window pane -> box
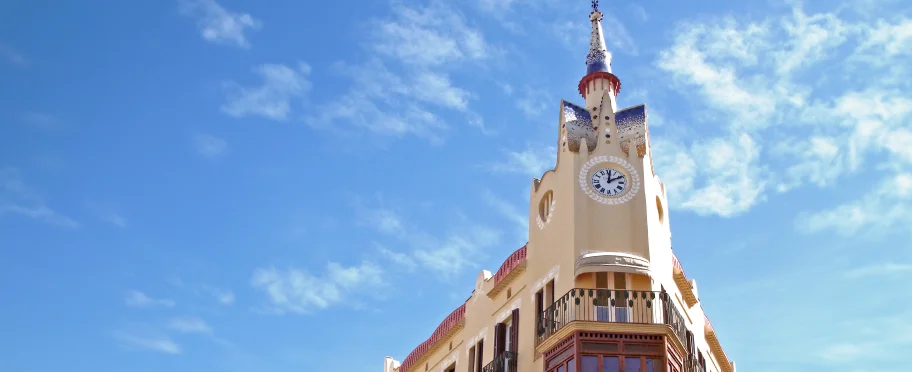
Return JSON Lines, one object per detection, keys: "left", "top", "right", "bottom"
{"left": 559, "top": 366, "right": 565, "bottom": 372}
{"left": 602, "top": 357, "right": 620, "bottom": 372}
{"left": 625, "top": 357, "right": 641, "bottom": 372}
{"left": 645, "top": 359, "right": 662, "bottom": 372}
{"left": 582, "top": 356, "right": 599, "bottom": 372}
{"left": 568, "top": 358, "right": 576, "bottom": 372}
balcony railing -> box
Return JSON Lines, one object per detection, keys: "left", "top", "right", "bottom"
{"left": 481, "top": 351, "right": 517, "bottom": 372}
{"left": 685, "top": 356, "right": 706, "bottom": 372}
{"left": 536, "top": 289, "right": 687, "bottom": 347}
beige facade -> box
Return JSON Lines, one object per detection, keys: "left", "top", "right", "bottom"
{"left": 383, "top": 5, "right": 735, "bottom": 372}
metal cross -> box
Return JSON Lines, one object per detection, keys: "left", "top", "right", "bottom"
{"left": 591, "top": 0, "right": 599, "bottom": 11}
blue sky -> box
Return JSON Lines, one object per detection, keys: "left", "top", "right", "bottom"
{"left": 1, "top": 0, "right": 911, "bottom": 371}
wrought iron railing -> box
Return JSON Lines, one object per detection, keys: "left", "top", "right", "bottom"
{"left": 536, "top": 289, "right": 687, "bottom": 347}
{"left": 481, "top": 351, "right": 517, "bottom": 372}
{"left": 685, "top": 356, "right": 706, "bottom": 372}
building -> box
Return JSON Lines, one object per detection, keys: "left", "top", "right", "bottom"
{"left": 382, "top": 2, "right": 736, "bottom": 372}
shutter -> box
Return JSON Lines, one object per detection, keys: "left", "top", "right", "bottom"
{"left": 494, "top": 323, "right": 506, "bottom": 356}
{"left": 476, "top": 341, "right": 484, "bottom": 372}
{"left": 510, "top": 308, "right": 520, "bottom": 352}
{"left": 535, "top": 291, "right": 543, "bottom": 335}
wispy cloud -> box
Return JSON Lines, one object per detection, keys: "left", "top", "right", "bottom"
{"left": 250, "top": 261, "right": 383, "bottom": 314}
{"left": 0, "top": 167, "right": 78, "bottom": 228}
{"left": 0, "top": 43, "right": 26, "bottom": 66}
{"left": 194, "top": 133, "right": 229, "bottom": 158}
{"left": 357, "top": 205, "right": 502, "bottom": 275}
{"left": 845, "top": 262, "right": 912, "bottom": 278}
{"left": 113, "top": 331, "right": 181, "bottom": 354}
{"left": 651, "top": 3, "right": 912, "bottom": 220}
{"left": 178, "top": 0, "right": 261, "bottom": 49}
{"left": 203, "top": 286, "right": 235, "bottom": 305}
{"left": 486, "top": 146, "right": 555, "bottom": 178}
{"left": 221, "top": 62, "right": 311, "bottom": 121}
{"left": 124, "top": 290, "right": 175, "bottom": 308}
{"left": 167, "top": 317, "right": 212, "bottom": 334}
{"left": 19, "top": 112, "right": 64, "bottom": 130}
{"left": 305, "top": 2, "right": 491, "bottom": 142}
{"left": 482, "top": 189, "right": 528, "bottom": 242}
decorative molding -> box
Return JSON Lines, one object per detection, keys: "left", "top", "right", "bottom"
{"left": 465, "top": 327, "right": 489, "bottom": 357}
{"left": 578, "top": 155, "right": 641, "bottom": 205}
{"left": 535, "top": 199, "right": 556, "bottom": 230}
{"left": 496, "top": 299, "right": 522, "bottom": 324}
{"left": 535, "top": 322, "right": 686, "bottom": 358}
{"left": 438, "top": 351, "right": 458, "bottom": 372}
{"left": 530, "top": 265, "right": 560, "bottom": 305}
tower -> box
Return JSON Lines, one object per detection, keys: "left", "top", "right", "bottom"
{"left": 383, "top": 2, "right": 735, "bottom": 372}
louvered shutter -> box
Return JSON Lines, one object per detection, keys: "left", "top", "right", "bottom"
{"left": 494, "top": 323, "right": 506, "bottom": 356}
{"left": 535, "top": 291, "right": 543, "bottom": 336}
{"left": 510, "top": 308, "right": 520, "bottom": 352}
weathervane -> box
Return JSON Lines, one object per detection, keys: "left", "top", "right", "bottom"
{"left": 591, "top": 0, "right": 599, "bottom": 11}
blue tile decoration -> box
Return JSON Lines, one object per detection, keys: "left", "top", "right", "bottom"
{"left": 585, "top": 6, "right": 611, "bottom": 75}
{"left": 615, "top": 104, "right": 649, "bottom": 157}
{"left": 562, "top": 100, "right": 597, "bottom": 152}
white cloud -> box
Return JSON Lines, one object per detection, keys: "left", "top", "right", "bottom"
{"left": 194, "top": 133, "right": 229, "bottom": 158}
{"left": 178, "top": 0, "right": 261, "bottom": 49}
{"left": 305, "top": 2, "right": 490, "bottom": 142}
{"left": 19, "top": 112, "right": 63, "bottom": 130}
{"left": 167, "top": 317, "right": 212, "bottom": 334}
{"left": 209, "top": 288, "right": 235, "bottom": 305}
{"left": 651, "top": 4, "right": 912, "bottom": 221}
{"left": 359, "top": 206, "right": 502, "bottom": 275}
{"left": 0, "top": 43, "right": 26, "bottom": 66}
{"left": 797, "top": 173, "right": 912, "bottom": 235}
{"left": 222, "top": 62, "right": 311, "bottom": 121}
{"left": 482, "top": 189, "right": 528, "bottom": 241}
{"left": 487, "top": 146, "right": 556, "bottom": 178}
{"left": 250, "top": 260, "right": 383, "bottom": 314}
{"left": 113, "top": 332, "right": 181, "bottom": 354}
{"left": 0, "top": 167, "right": 78, "bottom": 228}
{"left": 377, "top": 243, "right": 418, "bottom": 271}
{"left": 845, "top": 262, "right": 912, "bottom": 278}
{"left": 124, "top": 290, "right": 175, "bottom": 308}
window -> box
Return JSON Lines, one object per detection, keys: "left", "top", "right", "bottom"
{"left": 538, "top": 280, "right": 555, "bottom": 337}
{"left": 476, "top": 340, "right": 484, "bottom": 372}
{"left": 444, "top": 364, "right": 456, "bottom": 372}
{"left": 468, "top": 346, "right": 476, "bottom": 372}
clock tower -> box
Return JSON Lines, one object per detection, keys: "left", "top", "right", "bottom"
{"left": 382, "top": 2, "right": 736, "bottom": 372}
{"left": 527, "top": 0, "right": 670, "bottom": 295}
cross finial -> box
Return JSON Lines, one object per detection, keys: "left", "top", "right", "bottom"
{"left": 591, "top": 0, "right": 599, "bottom": 11}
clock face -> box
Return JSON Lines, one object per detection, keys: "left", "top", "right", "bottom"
{"left": 590, "top": 167, "right": 628, "bottom": 197}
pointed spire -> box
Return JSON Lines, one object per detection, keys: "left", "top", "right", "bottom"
{"left": 586, "top": 0, "right": 612, "bottom": 74}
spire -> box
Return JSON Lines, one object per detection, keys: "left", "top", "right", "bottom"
{"left": 585, "top": 0, "right": 612, "bottom": 74}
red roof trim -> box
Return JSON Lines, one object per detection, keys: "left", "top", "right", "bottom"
{"left": 399, "top": 304, "right": 466, "bottom": 372}
{"left": 491, "top": 245, "right": 527, "bottom": 288}
{"left": 397, "top": 244, "right": 528, "bottom": 372}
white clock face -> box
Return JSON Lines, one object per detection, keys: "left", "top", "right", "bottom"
{"left": 590, "top": 167, "right": 628, "bottom": 197}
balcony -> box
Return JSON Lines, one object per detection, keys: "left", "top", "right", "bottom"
{"left": 481, "top": 351, "right": 517, "bottom": 372}
{"left": 536, "top": 289, "right": 687, "bottom": 348}
{"left": 685, "top": 356, "right": 706, "bottom": 372}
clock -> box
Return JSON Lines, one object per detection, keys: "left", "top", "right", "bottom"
{"left": 589, "top": 167, "right": 628, "bottom": 196}
{"left": 578, "top": 155, "right": 641, "bottom": 205}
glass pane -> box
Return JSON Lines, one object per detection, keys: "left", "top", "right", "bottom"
{"left": 582, "top": 356, "right": 599, "bottom": 372}
{"left": 582, "top": 342, "right": 620, "bottom": 353}
{"left": 602, "top": 357, "right": 620, "bottom": 372}
{"left": 568, "top": 358, "right": 576, "bottom": 372}
{"left": 645, "top": 359, "right": 662, "bottom": 372}
{"left": 625, "top": 357, "right": 641, "bottom": 372}
{"left": 559, "top": 366, "right": 566, "bottom": 372}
